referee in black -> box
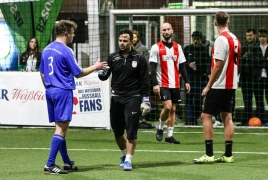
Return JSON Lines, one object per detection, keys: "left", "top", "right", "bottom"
{"left": 98, "top": 28, "right": 150, "bottom": 171}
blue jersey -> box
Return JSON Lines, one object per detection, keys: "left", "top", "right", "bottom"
{"left": 40, "top": 41, "right": 82, "bottom": 90}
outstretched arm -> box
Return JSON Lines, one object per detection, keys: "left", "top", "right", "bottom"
{"left": 76, "top": 60, "right": 108, "bottom": 79}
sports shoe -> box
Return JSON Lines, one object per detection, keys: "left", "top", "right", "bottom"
{"left": 215, "top": 155, "right": 234, "bottom": 163}
{"left": 123, "top": 161, "right": 133, "bottom": 171}
{"left": 165, "top": 136, "right": 180, "bottom": 144}
{"left": 156, "top": 129, "right": 164, "bottom": 141}
{"left": 193, "top": 154, "right": 215, "bottom": 164}
{"left": 213, "top": 120, "right": 222, "bottom": 127}
{"left": 44, "top": 164, "right": 68, "bottom": 174}
{"left": 120, "top": 156, "right": 126, "bottom": 167}
{"left": 64, "top": 161, "right": 78, "bottom": 171}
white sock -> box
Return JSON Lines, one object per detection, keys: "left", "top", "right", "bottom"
{"left": 167, "top": 127, "right": 174, "bottom": 137}
{"left": 158, "top": 118, "right": 165, "bottom": 130}
{"left": 125, "top": 154, "right": 132, "bottom": 163}
{"left": 121, "top": 149, "right": 126, "bottom": 156}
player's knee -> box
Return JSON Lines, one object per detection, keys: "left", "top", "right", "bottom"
{"left": 127, "top": 134, "right": 137, "bottom": 140}
{"left": 163, "top": 105, "right": 172, "bottom": 112}
{"left": 201, "top": 113, "right": 212, "bottom": 121}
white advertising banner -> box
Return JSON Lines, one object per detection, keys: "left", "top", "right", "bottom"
{"left": 0, "top": 72, "right": 111, "bottom": 129}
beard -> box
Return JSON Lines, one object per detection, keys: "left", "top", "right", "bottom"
{"left": 162, "top": 34, "right": 172, "bottom": 41}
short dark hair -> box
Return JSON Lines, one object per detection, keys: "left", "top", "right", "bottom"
{"left": 215, "top": 11, "right": 229, "bottom": 26}
{"left": 55, "top": 20, "right": 77, "bottom": 36}
{"left": 191, "top": 31, "right": 202, "bottom": 38}
{"left": 246, "top": 28, "right": 257, "bottom": 34}
{"left": 258, "top": 28, "right": 268, "bottom": 35}
{"left": 119, "top": 28, "right": 133, "bottom": 41}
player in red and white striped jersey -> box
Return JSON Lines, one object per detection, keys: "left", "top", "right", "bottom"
{"left": 193, "top": 11, "right": 241, "bottom": 164}
{"left": 150, "top": 22, "right": 190, "bottom": 144}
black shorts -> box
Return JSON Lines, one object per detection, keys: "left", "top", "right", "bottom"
{"left": 160, "top": 88, "right": 181, "bottom": 104}
{"left": 203, "top": 89, "right": 235, "bottom": 115}
{"left": 110, "top": 96, "right": 141, "bottom": 139}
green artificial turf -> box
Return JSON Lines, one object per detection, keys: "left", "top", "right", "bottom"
{"left": 0, "top": 127, "right": 268, "bottom": 180}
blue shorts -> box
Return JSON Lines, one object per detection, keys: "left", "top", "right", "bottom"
{"left": 45, "top": 87, "right": 73, "bottom": 123}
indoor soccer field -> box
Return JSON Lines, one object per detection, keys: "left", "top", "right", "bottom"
{"left": 1, "top": 127, "right": 267, "bottom": 180}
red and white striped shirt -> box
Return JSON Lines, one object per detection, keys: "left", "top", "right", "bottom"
{"left": 149, "top": 41, "right": 186, "bottom": 88}
{"left": 212, "top": 31, "right": 241, "bottom": 89}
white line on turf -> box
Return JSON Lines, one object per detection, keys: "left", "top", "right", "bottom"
{"left": 0, "top": 147, "right": 267, "bottom": 155}
{"left": 140, "top": 130, "right": 268, "bottom": 135}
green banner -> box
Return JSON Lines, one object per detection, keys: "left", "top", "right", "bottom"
{"left": 0, "top": 2, "right": 32, "bottom": 53}
{"left": 0, "top": 0, "right": 63, "bottom": 53}
{"left": 32, "top": 0, "right": 64, "bottom": 50}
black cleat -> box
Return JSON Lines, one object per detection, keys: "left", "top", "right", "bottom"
{"left": 44, "top": 164, "right": 68, "bottom": 174}
{"left": 156, "top": 129, "right": 164, "bottom": 141}
{"left": 64, "top": 161, "right": 78, "bottom": 171}
{"left": 165, "top": 136, "right": 180, "bottom": 144}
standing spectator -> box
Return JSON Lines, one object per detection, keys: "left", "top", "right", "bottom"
{"left": 132, "top": 30, "right": 151, "bottom": 125}
{"left": 238, "top": 28, "right": 265, "bottom": 126}
{"left": 258, "top": 28, "right": 268, "bottom": 126}
{"left": 193, "top": 11, "right": 241, "bottom": 163}
{"left": 183, "top": 31, "right": 210, "bottom": 125}
{"left": 100, "top": 0, "right": 114, "bottom": 15}
{"left": 98, "top": 28, "right": 150, "bottom": 171}
{"left": 40, "top": 20, "right": 108, "bottom": 174}
{"left": 132, "top": 30, "right": 150, "bottom": 62}
{"left": 19, "top": 37, "right": 41, "bottom": 72}
{"left": 150, "top": 22, "right": 190, "bottom": 144}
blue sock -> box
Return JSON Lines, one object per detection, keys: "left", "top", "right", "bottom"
{"left": 59, "top": 138, "right": 72, "bottom": 165}
{"left": 46, "top": 134, "right": 64, "bottom": 167}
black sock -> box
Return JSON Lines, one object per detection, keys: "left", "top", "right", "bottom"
{"left": 205, "top": 140, "right": 213, "bottom": 156}
{"left": 225, "top": 141, "right": 233, "bottom": 157}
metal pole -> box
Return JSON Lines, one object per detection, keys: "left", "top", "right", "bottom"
{"left": 110, "top": 8, "right": 268, "bottom": 16}
{"left": 129, "top": 16, "right": 133, "bottom": 30}
{"left": 109, "top": 10, "right": 116, "bottom": 54}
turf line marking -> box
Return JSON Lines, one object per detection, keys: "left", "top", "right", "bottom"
{"left": 140, "top": 130, "right": 268, "bottom": 135}
{"left": 0, "top": 147, "right": 268, "bottom": 155}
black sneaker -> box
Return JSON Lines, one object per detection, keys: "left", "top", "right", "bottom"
{"left": 165, "top": 136, "right": 180, "bottom": 144}
{"left": 64, "top": 161, "right": 78, "bottom": 171}
{"left": 44, "top": 164, "right": 68, "bottom": 174}
{"left": 156, "top": 129, "right": 164, "bottom": 141}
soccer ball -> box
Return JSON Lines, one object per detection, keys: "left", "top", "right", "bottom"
{"left": 248, "top": 117, "right": 262, "bottom": 127}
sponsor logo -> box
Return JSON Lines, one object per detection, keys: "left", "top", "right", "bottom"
{"left": 36, "top": 0, "right": 56, "bottom": 33}
{"left": 11, "top": 89, "right": 45, "bottom": 103}
{"left": 132, "top": 61, "right": 137, "bottom": 68}
{"left": 162, "top": 55, "right": 177, "bottom": 61}
{"left": 7, "top": 3, "right": 24, "bottom": 27}
{"left": 0, "top": 89, "right": 9, "bottom": 101}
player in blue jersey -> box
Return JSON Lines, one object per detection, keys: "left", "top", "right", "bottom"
{"left": 40, "top": 20, "right": 108, "bottom": 175}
